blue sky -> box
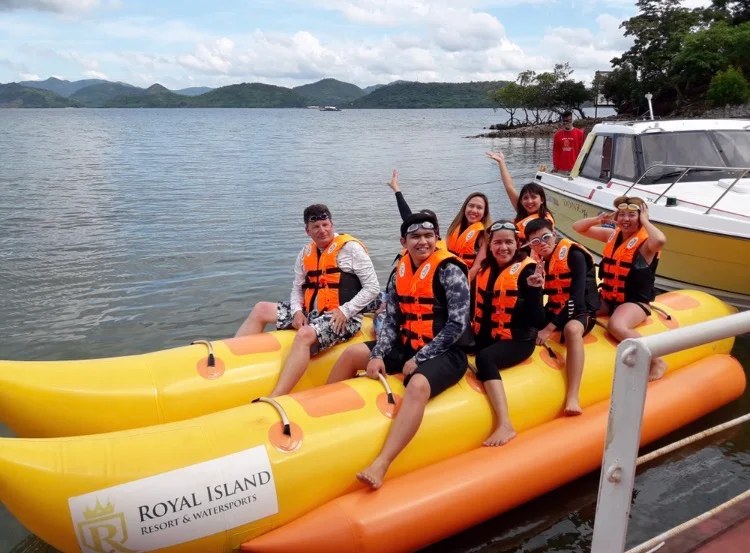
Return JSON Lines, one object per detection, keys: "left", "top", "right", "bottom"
{"left": 0, "top": 0, "right": 705, "bottom": 90}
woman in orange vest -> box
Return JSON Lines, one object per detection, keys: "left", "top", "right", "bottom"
{"left": 471, "top": 220, "right": 544, "bottom": 446}
{"left": 386, "top": 169, "right": 490, "bottom": 279}
{"left": 486, "top": 151, "right": 555, "bottom": 240}
{"left": 572, "top": 196, "right": 667, "bottom": 380}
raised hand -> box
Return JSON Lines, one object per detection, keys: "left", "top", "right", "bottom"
{"left": 639, "top": 202, "right": 650, "bottom": 225}
{"left": 485, "top": 151, "right": 505, "bottom": 164}
{"left": 387, "top": 168, "right": 400, "bottom": 192}
{"left": 597, "top": 211, "right": 615, "bottom": 225}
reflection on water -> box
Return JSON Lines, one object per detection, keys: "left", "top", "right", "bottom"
{"left": 1, "top": 108, "right": 747, "bottom": 553}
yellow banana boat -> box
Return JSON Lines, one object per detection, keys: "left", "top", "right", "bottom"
{"left": 0, "top": 319, "right": 374, "bottom": 438}
{"left": 0, "top": 290, "right": 737, "bottom": 553}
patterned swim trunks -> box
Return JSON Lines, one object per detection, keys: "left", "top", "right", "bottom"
{"left": 276, "top": 302, "right": 362, "bottom": 352}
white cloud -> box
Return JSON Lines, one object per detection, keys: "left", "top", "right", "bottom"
{"left": 0, "top": 0, "right": 99, "bottom": 12}
{"left": 19, "top": 72, "right": 40, "bottom": 80}
{"left": 83, "top": 69, "right": 107, "bottom": 79}
{"left": 178, "top": 38, "right": 235, "bottom": 74}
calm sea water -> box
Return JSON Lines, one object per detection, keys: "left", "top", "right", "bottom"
{"left": 1, "top": 107, "right": 747, "bottom": 553}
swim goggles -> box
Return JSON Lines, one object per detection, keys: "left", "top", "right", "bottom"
{"left": 405, "top": 220, "right": 436, "bottom": 234}
{"left": 489, "top": 221, "right": 517, "bottom": 232}
{"left": 528, "top": 233, "right": 555, "bottom": 247}
{"left": 617, "top": 203, "right": 641, "bottom": 212}
{"left": 306, "top": 212, "right": 331, "bottom": 223}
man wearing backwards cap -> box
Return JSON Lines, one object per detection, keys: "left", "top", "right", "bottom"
{"left": 235, "top": 203, "right": 379, "bottom": 396}
{"left": 328, "top": 211, "right": 471, "bottom": 489}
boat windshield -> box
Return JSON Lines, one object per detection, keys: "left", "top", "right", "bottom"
{"left": 639, "top": 130, "right": 750, "bottom": 183}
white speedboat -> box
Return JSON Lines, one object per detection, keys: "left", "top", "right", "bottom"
{"left": 319, "top": 105, "right": 341, "bottom": 111}
{"left": 535, "top": 118, "right": 750, "bottom": 309}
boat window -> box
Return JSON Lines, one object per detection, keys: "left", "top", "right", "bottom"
{"left": 612, "top": 136, "right": 636, "bottom": 180}
{"left": 580, "top": 135, "right": 613, "bottom": 181}
{"left": 713, "top": 131, "right": 750, "bottom": 166}
{"left": 638, "top": 131, "right": 735, "bottom": 183}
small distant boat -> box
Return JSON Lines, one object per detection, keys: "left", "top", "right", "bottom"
{"left": 536, "top": 118, "right": 750, "bottom": 309}
{"left": 319, "top": 105, "right": 341, "bottom": 111}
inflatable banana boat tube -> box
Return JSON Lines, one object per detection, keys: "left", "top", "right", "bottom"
{"left": 0, "top": 319, "right": 374, "bottom": 437}
{"left": 0, "top": 290, "right": 738, "bottom": 553}
{"left": 240, "top": 354, "right": 747, "bottom": 553}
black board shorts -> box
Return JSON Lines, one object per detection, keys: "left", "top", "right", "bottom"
{"left": 365, "top": 340, "right": 467, "bottom": 398}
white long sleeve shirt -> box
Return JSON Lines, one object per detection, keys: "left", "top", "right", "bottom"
{"left": 289, "top": 235, "right": 380, "bottom": 321}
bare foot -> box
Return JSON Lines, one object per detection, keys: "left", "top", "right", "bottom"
{"left": 483, "top": 425, "right": 517, "bottom": 447}
{"left": 564, "top": 401, "right": 583, "bottom": 416}
{"left": 356, "top": 458, "right": 389, "bottom": 489}
{"left": 649, "top": 358, "right": 667, "bottom": 381}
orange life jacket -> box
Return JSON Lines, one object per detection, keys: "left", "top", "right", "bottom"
{"left": 544, "top": 238, "right": 595, "bottom": 315}
{"left": 599, "top": 227, "right": 653, "bottom": 304}
{"left": 446, "top": 222, "right": 484, "bottom": 268}
{"left": 472, "top": 257, "right": 535, "bottom": 340}
{"left": 302, "top": 234, "right": 364, "bottom": 313}
{"left": 516, "top": 212, "right": 555, "bottom": 240}
{"left": 395, "top": 248, "right": 464, "bottom": 350}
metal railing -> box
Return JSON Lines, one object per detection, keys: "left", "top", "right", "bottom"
{"left": 590, "top": 309, "right": 750, "bottom": 552}
{"left": 623, "top": 164, "right": 750, "bottom": 215}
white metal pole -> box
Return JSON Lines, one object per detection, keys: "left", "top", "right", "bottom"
{"left": 590, "top": 309, "right": 750, "bottom": 552}
{"left": 639, "top": 310, "right": 750, "bottom": 359}
{"left": 591, "top": 339, "right": 652, "bottom": 552}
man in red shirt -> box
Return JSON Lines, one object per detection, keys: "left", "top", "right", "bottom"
{"left": 552, "top": 111, "right": 585, "bottom": 173}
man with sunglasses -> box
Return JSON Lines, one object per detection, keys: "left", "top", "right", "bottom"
{"left": 572, "top": 196, "right": 667, "bottom": 380}
{"left": 552, "top": 110, "right": 585, "bottom": 174}
{"left": 331, "top": 211, "right": 470, "bottom": 489}
{"left": 525, "top": 218, "right": 600, "bottom": 415}
{"left": 235, "top": 204, "right": 379, "bottom": 396}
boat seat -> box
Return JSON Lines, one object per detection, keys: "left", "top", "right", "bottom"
{"left": 717, "top": 178, "right": 750, "bottom": 194}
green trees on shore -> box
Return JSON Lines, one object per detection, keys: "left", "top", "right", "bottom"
{"left": 490, "top": 63, "right": 591, "bottom": 126}
{"left": 605, "top": 0, "right": 750, "bottom": 114}
{"left": 492, "top": 0, "right": 750, "bottom": 118}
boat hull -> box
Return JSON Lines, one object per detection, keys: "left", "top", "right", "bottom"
{"left": 0, "top": 290, "right": 737, "bottom": 553}
{"left": 240, "top": 354, "right": 747, "bottom": 553}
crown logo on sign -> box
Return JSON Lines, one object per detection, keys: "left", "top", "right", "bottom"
{"left": 83, "top": 499, "right": 115, "bottom": 520}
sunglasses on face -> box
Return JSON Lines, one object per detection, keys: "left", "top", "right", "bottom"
{"left": 306, "top": 213, "right": 331, "bottom": 223}
{"left": 528, "top": 232, "right": 555, "bottom": 247}
{"left": 405, "top": 221, "right": 436, "bottom": 234}
{"left": 489, "top": 221, "right": 517, "bottom": 232}
{"left": 617, "top": 203, "right": 641, "bottom": 212}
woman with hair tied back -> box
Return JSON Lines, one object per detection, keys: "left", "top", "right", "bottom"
{"left": 386, "top": 169, "right": 491, "bottom": 281}
{"left": 470, "top": 220, "right": 545, "bottom": 445}
{"left": 486, "top": 151, "right": 555, "bottom": 241}
{"left": 572, "top": 196, "right": 668, "bottom": 380}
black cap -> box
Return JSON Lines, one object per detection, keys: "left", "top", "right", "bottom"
{"left": 400, "top": 211, "right": 439, "bottom": 237}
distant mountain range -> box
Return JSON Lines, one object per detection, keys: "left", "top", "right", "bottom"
{"left": 0, "top": 76, "right": 510, "bottom": 108}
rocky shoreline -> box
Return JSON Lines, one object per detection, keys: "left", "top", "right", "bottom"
{"left": 472, "top": 104, "right": 750, "bottom": 139}
{"left": 471, "top": 116, "right": 617, "bottom": 139}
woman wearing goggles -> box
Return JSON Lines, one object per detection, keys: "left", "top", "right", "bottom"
{"left": 572, "top": 196, "right": 668, "bottom": 380}
{"left": 386, "top": 168, "right": 491, "bottom": 280}
{"left": 470, "top": 220, "right": 545, "bottom": 445}
{"left": 486, "top": 150, "right": 556, "bottom": 241}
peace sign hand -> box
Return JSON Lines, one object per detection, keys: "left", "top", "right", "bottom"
{"left": 527, "top": 258, "right": 545, "bottom": 288}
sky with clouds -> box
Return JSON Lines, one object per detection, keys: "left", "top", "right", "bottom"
{"left": 0, "top": 0, "right": 707, "bottom": 90}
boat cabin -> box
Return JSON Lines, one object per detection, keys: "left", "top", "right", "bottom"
{"left": 575, "top": 119, "right": 750, "bottom": 186}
